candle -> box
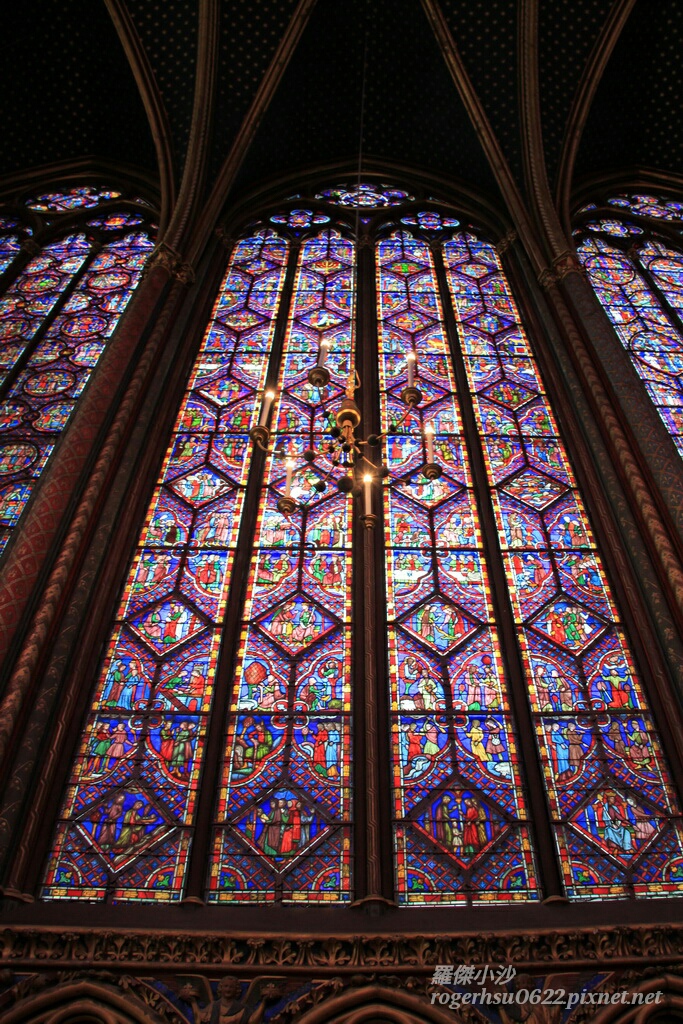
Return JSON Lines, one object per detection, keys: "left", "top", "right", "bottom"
{"left": 317, "top": 339, "right": 330, "bottom": 368}
{"left": 424, "top": 422, "right": 435, "bottom": 463}
{"left": 363, "top": 472, "right": 373, "bottom": 517}
{"left": 284, "top": 457, "right": 295, "bottom": 498}
{"left": 259, "top": 389, "right": 276, "bottom": 426}
{"left": 406, "top": 351, "right": 416, "bottom": 388}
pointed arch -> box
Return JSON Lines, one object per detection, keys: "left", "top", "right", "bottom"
{"left": 574, "top": 189, "right": 683, "bottom": 460}
{"left": 33, "top": 179, "right": 683, "bottom": 909}
{"left": 296, "top": 984, "right": 455, "bottom": 1024}
{"left": 0, "top": 980, "right": 167, "bottom": 1024}
{"left": 105, "top": 0, "right": 176, "bottom": 234}
{"left": 555, "top": 0, "right": 637, "bottom": 231}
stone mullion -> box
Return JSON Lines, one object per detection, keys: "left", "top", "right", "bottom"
{"left": 633, "top": 242, "right": 683, "bottom": 346}
{"left": 504, "top": 245, "right": 683, "bottom": 799}
{"left": 351, "top": 233, "right": 395, "bottom": 908}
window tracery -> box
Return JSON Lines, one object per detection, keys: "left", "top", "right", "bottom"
{"left": 0, "top": 185, "right": 156, "bottom": 553}
{"left": 40, "top": 185, "right": 683, "bottom": 906}
{"left": 575, "top": 190, "right": 683, "bottom": 458}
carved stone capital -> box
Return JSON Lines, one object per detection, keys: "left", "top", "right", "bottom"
{"left": 143, "top": 242, "right": 195, "bottom": 285}
{"left": 538, "top": 266, "right": 558, "bottom": 290}
{"left": 540, "top": 250, "right": 587, "bottom": 289}
{"left": 552, "top": 248, "right": 586, "bottom": 280}
{"left": 495, "top": 229, "right": 517, "bottom": 256}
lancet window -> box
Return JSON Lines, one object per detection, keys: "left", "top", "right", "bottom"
{"left": 575, "top": 191, "right": 683, "bottom": 458}
{"left": 41, "top": 184, "right": 683, "bottom": 906}
{"left": 0, "top": 185, "right": 156, "bottom": 553}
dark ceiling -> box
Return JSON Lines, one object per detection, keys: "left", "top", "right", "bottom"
{"left": 232, "top": 0, "right": 498, "bottom": 200}
{"left": 0, "top": 0, "right": 680, "bottom": 216}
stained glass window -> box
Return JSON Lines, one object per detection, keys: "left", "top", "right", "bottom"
{"left": 0, "top": 187, "right": 156, "bottom": 554}
{"left": 26, "top": 187, "right": 124, "bottom": 212}
{"left": 378, "top": 231, "right": 537, "bottom": 904}
{"left": 0, "top": 217, "right": 27, "bottom": 277}
{"left": 208, "top": 228, "right": 355, "bottom": 903}
{"left": 40, "top": 186, "right": 683, "bottom": 906}
{"left": 575, "top": 192, "right": 683, "bottom": 459}
{"left": 42, "top": 228, "right": 289, "bottom": 901}
{"left": 316, "top": 183, "right": 414, "bottom": 207}
{"left": 443, "top": 231, "right": 683, "bottom": 899}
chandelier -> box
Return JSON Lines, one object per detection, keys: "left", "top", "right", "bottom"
{"left": 249, "top": 354, "right": 441, "bottom": 528}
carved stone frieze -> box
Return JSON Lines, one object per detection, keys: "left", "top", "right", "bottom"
{"left": 1, "top": 964, "right": 683, "bottom": 1024}
{"left": 2, "top": 925, "right": 683, "bottom": 971}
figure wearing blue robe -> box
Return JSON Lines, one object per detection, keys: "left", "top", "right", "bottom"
{"left": 551, "top": 723, "right": 570, "bottom": 776}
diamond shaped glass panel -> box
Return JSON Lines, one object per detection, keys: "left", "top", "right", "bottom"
{"left": 484, "top": 380, "right": 537, "bottom": 410}
{"left": 131, "top": 597, "right": 206, "bottom": 653}
{"left": 299, "top": 309, "right": 345, "bottom": 330}
{"left": 258, "top": 596, "right": 337, "bottom": 655}
{"left": 233, "top": 790, "right": 327, "bottom": 865}
{"left": 530, "top": 598, "right": 606, "bottom": 653}
{"left": 389, "top": 309, "right": 432, "bottom": 333}
{"left": 502, "top": 469, "right": 567, "bottom": 510}
{"left": 198, "top": 377, "right": 250, "bottom": 407}
{"left": 569, "top": 787, "right": 662, "bottom": 863}
{"left": 402, "top": 598, "right": 478, "bottom": 653}
{"left": 169, "top": 468, "right": 232, "bottom": 507}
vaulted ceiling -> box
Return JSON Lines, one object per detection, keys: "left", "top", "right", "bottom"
{"left": 0, "top": 0, "right": 680, "bottom": 221}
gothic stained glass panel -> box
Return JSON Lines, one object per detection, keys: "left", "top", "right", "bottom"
{"left": 604, "top": 193, "right": 683, "bottom": 221}
{"left": 0, "top": 235, "right": 91, "bottom": 378}
{"left": 577, "top": 235, "right": 683, "bottom": 458}
{"left": 377, "top": 231, "right": 538, "bottom": 905}
{"left": 444, "top": 232, "right": 683, "bottom": 899}
{"left": 0, "top": 219, "right": 24, "bottom": 277}
{"left": 26, "top": 187, "right": 123, "bottom": 212}
{"left": 316, "top": 183, "right": 414, "bottom": 207}
{"left": 42, "top": 229, "right": 289, "bottom": 901}
{"left": 208, "top": 229, "right": 354, "bottom": 903}
{"left": 0, "top": 232, "right": 154, "bottom": 553}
